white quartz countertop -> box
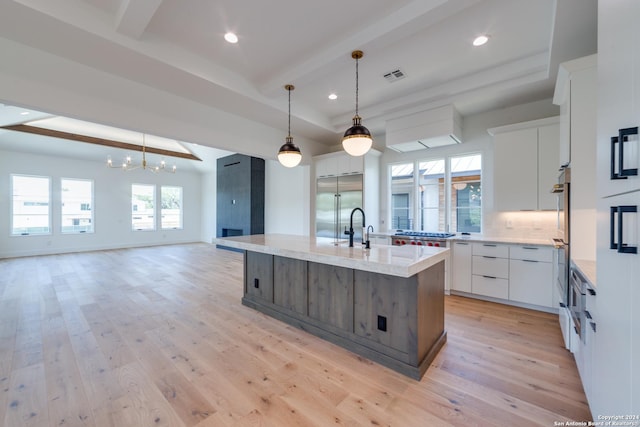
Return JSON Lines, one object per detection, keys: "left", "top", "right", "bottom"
{"left": 572, "top": 259, "right": 597, "bottom": 288}
{"left": 212, "top": 234, "right": 449, "bottom": 278}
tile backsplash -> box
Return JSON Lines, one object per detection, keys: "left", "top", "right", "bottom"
{"left": 483, "top": 211, "right": 560, "bottom": 239}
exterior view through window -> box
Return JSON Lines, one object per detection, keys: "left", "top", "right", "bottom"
{"left": 390, "top": 153, "right": 482, "bottom": 233}
{"left": 451, "top": 154, "right": 482, "bottom": 233}
{"left": 161, "top": 186, "right": 183, "bottom": 229}
{"left": 11, "top": 174, "right": 51, "bottom": 235}
{"left": 390, "top": 163, "right": 413, "bottom": 229}
{"left": 132, "top": 184, "right": 155, "bottom": 230}
{"left": 61, "top": 178, "right": 94, "bottom": 233}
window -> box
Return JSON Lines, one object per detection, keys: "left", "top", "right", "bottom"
{"left": 418, "top": 159, "right": 445, "bottom": 231}
{"left": 161, "top": 186, "right": 183, "bottom": 229}
{"left": 390, "top": 163, "right": 414, "bottom": 229}
{"left": 450, "top": 154, "right": 482, "bottom": 233}
{"left": 11, "top": 174, "right": 51, "bottom": 235}
{"left": 61, "top": 178, "right": 94, "bottom": 233}
{"left": 389, "top": 153, "right": 482, "bottom": 233}
{"left": 132, "top": 184, "right": 155, "bottom": 230}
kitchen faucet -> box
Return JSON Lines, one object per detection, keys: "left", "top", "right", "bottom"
{"left": 346, "top": 207, "right": 369, "bottom": 248}
{"left": 367, "top": 225, "right": 374, "bottom": 245}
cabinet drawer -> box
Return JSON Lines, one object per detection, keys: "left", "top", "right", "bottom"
{"left": 472, "top": 275, "right": 509, "bottom": 299}
{"left": 472, "top": 256, "right": 509, "bottom": 278}
{"left": 510, "top": 245, "right": 553, "bottom": 262}
{"left": 472, "top": 242, "right": 509, "bottom": 258}
{"left": 509, "top": 259, "right": 553, "bottom": 307}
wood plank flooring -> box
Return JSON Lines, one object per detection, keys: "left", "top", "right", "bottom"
{"left": 0, "top": 243, "right": 592, "bottom": 426}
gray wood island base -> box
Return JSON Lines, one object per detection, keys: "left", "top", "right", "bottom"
{"left": 212, "top": 234, "right": 448, "bottom": 380}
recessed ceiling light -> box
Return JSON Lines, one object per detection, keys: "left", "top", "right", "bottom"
{"left": 473, "top": 35, "right": 489, "bottom": 46}
{"left": 328, "top": 93, "right": 338, "bottom": 100}
{"left": 20, "top": 111, "right": 30, "bottom": 115}
{"left": 224, "top": 32, "right": 238, "bottom": 44}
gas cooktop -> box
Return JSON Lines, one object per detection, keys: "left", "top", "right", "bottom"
{"left": 394, "top": 231, "right": 456, "bottom": 239}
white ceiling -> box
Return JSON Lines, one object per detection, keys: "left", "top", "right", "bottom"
{"left": 0, "top": 0, "right": 596, "bottom": 169}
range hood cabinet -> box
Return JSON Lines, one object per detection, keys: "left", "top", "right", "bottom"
{"left": 386, "top": 105, "right": 462, "bottom": 153}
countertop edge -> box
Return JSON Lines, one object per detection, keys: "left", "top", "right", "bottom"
{"left": 572, "top": 258, "right": 597, "bottom": 288}
{"left": 212, "top": 236, "right": 449, "bottom": 278}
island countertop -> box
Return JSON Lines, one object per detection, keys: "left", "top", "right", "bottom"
{"left": 212, "top": 233, "right": 449, "bottom": 278}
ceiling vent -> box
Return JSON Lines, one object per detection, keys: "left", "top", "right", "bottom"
{"left": 385, "top": 105, "right": 462, "bottom": 152}
{"left": 383, "top": 69, "right": 406, "bottom": 83}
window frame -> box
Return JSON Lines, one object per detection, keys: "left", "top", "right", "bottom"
{"left": 160, "top": 185, "right": 183, "bottom": 230}
{"left": 60, "top": 177, "right": 95, "bottom": 234}
{"left": 388, "top": 151, "right": 482, "bottom": 233}
{"left": 131, "top": 183, "right": 156, "bottom": 231}
{"left": 10, "top": 174, "right": 52, "bottom": 236}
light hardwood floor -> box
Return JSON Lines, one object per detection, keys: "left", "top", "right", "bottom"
{"left": 0, "top": 243, "right": 591, "bottom": 426}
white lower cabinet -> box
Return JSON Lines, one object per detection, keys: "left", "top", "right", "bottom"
{"left": 471, "top": 243, "right": 509, "bottom": 299}
{"left": 471, "top": 275, "right": 509, "bottom": 299}
{"left": 583, "top": 281, "right": 597, "bottom": 404}
{"left": 451, "top": 241, "right": 555, "bottom": 311}
{"left": 509, "top": 246, "right": 554, "bottom": 308}
{"left": 451, "top": 241, "right": 472, "bottom": 292}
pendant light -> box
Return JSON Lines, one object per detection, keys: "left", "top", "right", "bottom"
{"left": 342, "top": 50, "right": 372, "bottom": 157}
{"left": 278, "top": 84, "right": 302, "bottom": 167}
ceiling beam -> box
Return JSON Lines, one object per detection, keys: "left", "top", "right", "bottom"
{"left": 1, "top": 124, "right": 202, "bottom": 161}
{"left": 115, "top": 0, "right": 163, "bottom": 39}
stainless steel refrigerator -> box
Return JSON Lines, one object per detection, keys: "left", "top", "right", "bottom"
{"left": 316, "top": 174, "right": 363, "bottom": 242}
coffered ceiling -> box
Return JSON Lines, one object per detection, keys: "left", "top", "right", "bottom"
{"left": 0, "top": 0, "right": 596, "bottom": 165}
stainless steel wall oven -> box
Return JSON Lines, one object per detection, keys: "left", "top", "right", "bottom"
{"left": 570, "top": 266, "right": 586, "bottom": 344}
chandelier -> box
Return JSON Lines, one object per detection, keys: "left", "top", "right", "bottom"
{"left": 107, "top": 134, "right": 176, "bottom": 173}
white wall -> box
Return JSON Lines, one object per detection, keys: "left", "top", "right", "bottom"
{"left": 200, "top": 168, "right": 217, "bottom": 243}
{"left": 378, "top": 98, "right": 560, "bottom": 236}
{"left": 1, "top": 149, "right": 313, "bottom": 257}
{"left": 265, "top": 160, "right": 310, "bottom": 235}
{"left": 0, "top": 149, "right": 202, "bottom": 258}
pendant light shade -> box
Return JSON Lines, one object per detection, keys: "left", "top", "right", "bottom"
{"left": 342, "top": 50, "right": 372, "bottom": 157}
{"left": 278, "top": 84, "right": 302, "bottom": 167}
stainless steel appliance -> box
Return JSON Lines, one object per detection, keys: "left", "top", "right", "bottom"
{"left": 392, "top": 231, "right": 455, "bottom": 247}
{"left": 316, "top": 174, "right": 363, "bottom": 241}
{"left": 552, "top": 166, "right": 571, "bottom": 349}
{"left": 569, "top": 266, "right": 587, "bottom": 346}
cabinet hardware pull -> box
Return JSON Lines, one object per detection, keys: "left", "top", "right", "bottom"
{"left": 482, "top": 255, "right": 497, "bottom": 259}
{"left": 590, "top": 322, "right": 596, "bottom": 333}
{"left": 482, "top": 275, "right": 497, "bottom": 279}
{"left": 559, "top": 302, "right": 566, "bottom": 308}
{"left": 522, "top": 259, "right": 538, "bottom": 263}
{"left": 574, "top": 326, "right": 580, "bottom": 335}
{"left": 584, "top": 310, "right": 592, "bottom": 319}
{"left": 522, "top": 247, "right": 538, "bottom": 250}
{"left": 456, "top": 242, "right": 469, "bottom": 245}
{"left": 483, "top": 244, "right": 497, "bottom": 247}
{"left": 610, "top": 127, "right": 638, "bottom": 180}
{"left": 610, "top": 205, "right": 638, "bottom": 254}
{"left": 588, "top": 288, "right": 596, "bottom": 296}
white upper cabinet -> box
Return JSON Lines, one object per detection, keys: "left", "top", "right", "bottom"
{"left": 490, "top": 118, "right": 560, "bottom": 211}
{"left": 538, "top": 123, "right": 561, "bottom": 210}
{"left": 315, "top": 152, "right": 364, "bottom": 178}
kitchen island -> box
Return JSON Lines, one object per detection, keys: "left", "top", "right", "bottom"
{"left": 211, "top": 234, "right": 449, "bottom": 379}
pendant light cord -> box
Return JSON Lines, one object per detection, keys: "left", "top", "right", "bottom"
{"left": 288, "top": 86, "right": 292, "bottom": 137}
{"left": 355, "top": 56, "right": 359, "bottom": 117}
